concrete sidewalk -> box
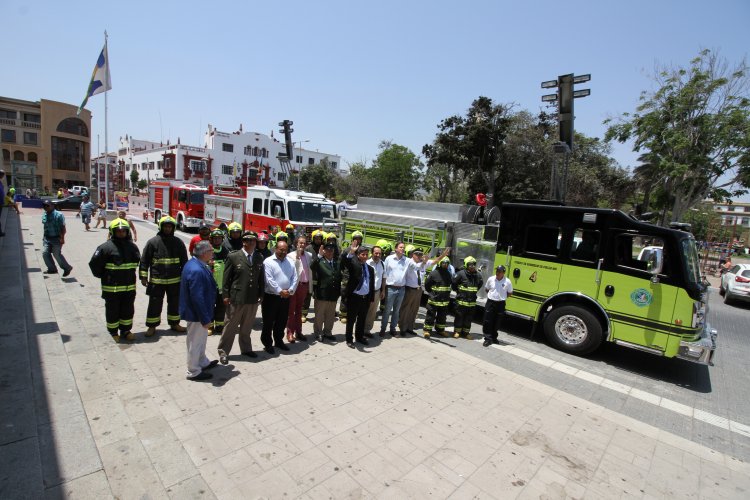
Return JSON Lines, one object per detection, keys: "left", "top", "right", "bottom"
{"left": 2, "top": 209, "right": 750, "bottom": 499}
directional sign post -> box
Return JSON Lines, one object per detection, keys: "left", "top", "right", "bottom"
{"left": 540, "top": 73, "right": 591, "bottom": 202}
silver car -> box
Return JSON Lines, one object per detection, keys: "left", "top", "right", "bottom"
{"left": 719, "top": 263, "right": 750, "bottom": 305}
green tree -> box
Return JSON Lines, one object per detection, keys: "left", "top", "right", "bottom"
{"left": 605, "top": 49, "right": 750, "bottom": 222}
{"left": 370, "top": 141, "right": 422, "bottom": 199}
{"left": 137, "top": 179, "right": 148, "bottom": 190}
{"left": 334, "top": 161, "right": 378, "bottom": 203}
{"left": 130, "top": 169, "right": 139, "bottom": 192}
{"left": 299, "top": 158, "right": 339, "bottom": 198}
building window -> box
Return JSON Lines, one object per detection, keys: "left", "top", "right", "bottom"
{"left": 248, "top": 168, "right": 258, "bottom": 179}
{"left": 149, "top": 162, "right": 155, "bottom": 170}
{"left": 308, "top": 158, "right": 315, "bottom": 165}
{"left": 126, "top": 164, "right": 130, "bottom": 171}
{"left": 1, "top": 129, "right": 16, "bottom": 143}
{"left": 277, "top": 172, "right": 287, "bottom": 182}
{"left": 23, "top": 113, "right": 41, "bottom": 123}
{"left": 331, "top": 161, "right": 337, "bottom": 169}
{"left": 14, "top": 151, "right": 24, "bottom": 161}
{"left": 261, "top": 148, "right": 268, "bottom": 158}
{"left": 28, "top": 152, "right": 38, "bottom": 163}
{"left": 24, "top": 132, "right": 38, "bottom": 145}
{"left": 0, "top": 109, "right": 17, "bottom": 120}
{"left": 222, "top": 143, "right": 233, "bottom": 153}
{"left": 2, "top": 149, "right": 9, "bottom": 161}
{"left": 222, "top": 164, "right": 233, "bottom": 175}
{"left": 51, "top": 136, "right": 86, "bottom": 171}
{"left": 157, "top": 161, "right": 163, "bottom": 170}
{"left": 56, "top": 117, "right": 89, "bottom": 137}
{"left": 296, "top": 155, "right": 302, "bottom": 164}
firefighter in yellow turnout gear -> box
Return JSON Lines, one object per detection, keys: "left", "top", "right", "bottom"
{"left": 423, "top": 257, "right": 452, "bottom": 338}
{"left": 140, "top": 215, "right": 189, "bottom": 336}
{"left": 209, "top": 229, "right": 229, "bottom": 335}
{"left": 452, "top": 256, "right": 483, "bottom": 339}
{"left": 89, "top": 218, "right": 141, "bottom": 342}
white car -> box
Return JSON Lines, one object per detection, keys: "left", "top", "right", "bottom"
{"left": 719, "top": 263, "right": 750, "bottom": 305}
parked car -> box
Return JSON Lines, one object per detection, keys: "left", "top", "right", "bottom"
{"left": 719, "top": 263, "right": 750, "bottom": 305}
{"left": 50, "top": 195, "right": 86, "bottom": 211}
{"left": 71, "top": 186, "right": 89, "bottom": 196}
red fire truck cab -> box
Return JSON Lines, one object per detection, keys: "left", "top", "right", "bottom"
{"left": 148, "top": 179, "right": 207, "bottom": 231}
{"left": 203, "top": 185, "right": 337, "bottom": 235}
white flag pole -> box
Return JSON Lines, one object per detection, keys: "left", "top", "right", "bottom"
{"left": 103, "top": 30, "right": 109, "bottom": 211}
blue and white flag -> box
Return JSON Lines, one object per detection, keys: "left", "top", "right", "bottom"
{"left": 77, "top": 44, "right": 112, "bottom": 116}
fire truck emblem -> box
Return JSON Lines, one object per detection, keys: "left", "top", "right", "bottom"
{"left": 630, "top": 288, "right": 653, "bottom": 307}
{"left": 529, "top": 272, "right": 537, "bottom": 282}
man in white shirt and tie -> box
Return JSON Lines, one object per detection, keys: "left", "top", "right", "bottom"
{"left": 261, "top": 241, "right": 298, "bottom": 354}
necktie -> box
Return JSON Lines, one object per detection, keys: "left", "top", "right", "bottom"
{"left": 247, "top": 253, "right": 252, "bottom": 265}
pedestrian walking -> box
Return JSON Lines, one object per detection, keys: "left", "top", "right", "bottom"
{"left": 218, "top": 231, "right": 265, "bottom": 363}
{"left": 79, "top": 195, "right": 97, "bottom": 231}
{"left": 342, "top": 242, "right": 374, "bottom": 347}
{"left": 364, "top": 245, "right": 386, "bottom": 336}
{"left": 179, "top": 241, "right": 219, "bottom": 381}
{"left": 261, "top": 240, "right": 298, "bottom": 354}
{"left": 41, "top": 200, "right": 73, "bottom": 276}
{"left": 93, "top": 200, "right": 107, "bottom": 228}
{"left": 310, "top": 242, "right": 341, "bottom": 342}
{"left": 483, "top": 265, "right": 513, "bottom": 346}
{"left": 140, "top": 215, "right": 188, "bottom": 337}
{"left": 286, "top": 235, "right": 313, "bottom": 343}
{"left": 452, "top": 256, "right": 484, "bottom": 339}
{"left": 88, "top": 218, "right": 140, "bottom": 343}
{"left": 423, "top": 257, "right": 453, "bottom": 338}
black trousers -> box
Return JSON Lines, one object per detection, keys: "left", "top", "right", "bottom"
{"left": 454, "top": 304, "right": 474, "bottom": 335}
{"left": 345, "top": 294, "right": 369, "bottom": 343}
{"left": 105, "top": 292, "right": 136, "bottom": 335}
{"left": 213, "top": 292, "right": 226, "bottom": 332}
{"left": 261, "top": 293, "right": 290, "bottom": 348}
{"left": 423, "top": 303, "right": 448, "bottom": 335}
{"left": 483, "top": 299, "right": 506, "bottom": 341}
{"left": 146, "top": 282, "right": 181, "bottom": 327}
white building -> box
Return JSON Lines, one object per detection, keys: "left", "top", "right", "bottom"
{"left": 713, "top": 201, "right": 750, "bottom": 230}
{"left": 115, "top": 125, "right": 341, "bottom": 190}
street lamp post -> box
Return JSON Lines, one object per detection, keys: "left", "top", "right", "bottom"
{"left": 296, "top": 139, "right": 310, "bottom": 190}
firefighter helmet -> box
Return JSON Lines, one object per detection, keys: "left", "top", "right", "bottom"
{"left": 351, "top": 230, "right": 364, "bottom": 241}
{"left": 405, "top": 244, "right": 416, "bottom": 256}
{"left": 227, "top": 222, "right": 242, "bottom": 233}
{"left": 439, "top": 257, "right": 451, "bottom": 267}
{"left": 158, "top": 215, "right": 177, "bottom": 231}
{"left": 276, "top": 232, "right": 289, "bottom": 242}
{"left": 464, "top": 256, "right": 477, "bottom": 267}
{"left": 109, "top": 218, "right": 130, "bottom": 237}
{"left": 257, "top": 232, "right": 269, "bottom": 243}
{"left": 210, "top": 229, "right": 224, "bottom": 239}
{"left": 311, "top": 229, "right": 324, "bottom": 240}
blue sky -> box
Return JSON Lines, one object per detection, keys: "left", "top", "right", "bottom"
{"left": 3, "top": 0, "right": 749, "bottom": 195}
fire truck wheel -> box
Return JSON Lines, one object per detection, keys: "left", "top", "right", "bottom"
{"left": 543, "top": 305, "right": 603, "bottom": 355}
{"left": 177, "top": 216, "right": 185, "bottom": 232}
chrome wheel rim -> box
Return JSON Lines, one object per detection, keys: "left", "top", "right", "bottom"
{"left": 554, "top": 314, "right": 588, "bottom": 345}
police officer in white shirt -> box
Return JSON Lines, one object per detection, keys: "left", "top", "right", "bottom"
{"left": 482, "top": 265, "right": 513, "bottom": 346}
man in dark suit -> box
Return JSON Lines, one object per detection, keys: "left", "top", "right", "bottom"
{"left": 310, "top": 243, "right": 341, "bottom": 342}
{"left": 342, "top": 242, "right": 375, "bottom": 348}
{"left": 217, "top": 231, "right": 265, "bottom": 364}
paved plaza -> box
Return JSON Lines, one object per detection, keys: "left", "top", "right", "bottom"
{"left": 2, "top": 208, "right": 750, "bottom": 499}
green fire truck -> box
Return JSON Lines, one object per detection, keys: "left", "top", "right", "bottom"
{"left": 339, "top": 197, "right": 716, "bottom": 365}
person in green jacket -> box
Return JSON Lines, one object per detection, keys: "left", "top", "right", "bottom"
{"left": 310, "top": 242, "right": 341, "bottom": 342}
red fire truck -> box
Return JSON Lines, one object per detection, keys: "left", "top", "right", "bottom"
{"left": 148, "top": 179, "right": 208, "bottom": 231}
{"left": 203, "top": 184, "right": 337, "bottom": 235}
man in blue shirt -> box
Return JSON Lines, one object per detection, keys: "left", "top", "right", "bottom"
{"left": 79, "top": 195, "right": 97, "bottom": 231}
{"left": 41, "top": 200, "right": 73, "bottom": 276}
{"left": 179, "top": 241, "right": 219, "bottom": 381}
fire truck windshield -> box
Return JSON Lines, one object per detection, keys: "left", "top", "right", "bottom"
{"left": 189, "top": 191, "right": 205, "bottom": 204}
{"left": 288, "top": 201, "right": 337, "bottom": 223}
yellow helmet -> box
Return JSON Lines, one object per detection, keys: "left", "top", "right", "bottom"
{"left": 109, "top": 218, "right": 130, "bottom": 236}
{"left": 285, "top": 223, "right": 295, "bottom": 231}
{"left": 326, "top": 232, "right": 337, "bottom": 241}
{"left": 351, "top": 230, "right": 364, "bottom": 241}
{"left": 158, "top": 215, "right": 177, "bottom": 231}
{"left": 405, "top": 244, "right": 416, "bottom": 256}
{"left": 311, "top": 229, "right": 324, "bottom": 239}
{"left": 439, "top": 257, "right": 451, "bottom": 267}
{"left": 464, "top": 256, "right": 477, "bottom": 267}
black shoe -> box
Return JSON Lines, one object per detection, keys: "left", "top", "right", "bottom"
{"left": 378, "top": 330, "right": 386, "bottom": 338}
{"left": 43, "top": 270, "right": 58, "bottom": 275}
{"left": 356, "top": 338, "right": 369, "bottom": 346}
{"left": 364, "top": 333, "right": 374, "bottom": 339}
{"left": 389, "top": 330, "right": 397, "bottom": 337}
{"left": 315, "top": 334, "right": 322, "bottom": 342}
{"left": 203, "top": 360, "right": 219, "bottom": 370}
{"left": 346, "top": 341, "right": 354, "bottom": 348}
{"left": 323, "top": 334, "right": 336, "bottom": 342}
{"left": 276, "top": 343, "right": 290, "bottom": 351}
{"left": 188, "top": 371, "right": 213, "bottom": 381}
{"left": 400, "top": 331, "right": 407, "bottom": 337}
{"left": 62, "top": 267, "right": 73, "bottom": 277}
{"left": 493, "top": 339, "right": 500, "bottom": 344}
{"left": 483, "top": 340, "right": 492, "bottom": 347}
{"left": 218, "top": 349, "right": 229, "bottom": 365}
{"left": 264, "top": 346, "right": 275, "bottom": 355}
{"left": 296, "top": 333, "right": 308, "bottom": 342}
{"left": 242, "top": 351, "right": 258, "bottom": 358}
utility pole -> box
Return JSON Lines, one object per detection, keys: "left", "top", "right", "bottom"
{"left": 541, "top": 73, "right": 591, "bottom": 202}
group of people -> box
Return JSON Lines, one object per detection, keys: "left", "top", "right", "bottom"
{"left": 85, "top": 215, "right": 514, "bottom": 382}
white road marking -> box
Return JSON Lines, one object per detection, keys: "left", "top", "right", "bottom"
{"left": 477, "top": 339, "right": 743, "bottom": 436}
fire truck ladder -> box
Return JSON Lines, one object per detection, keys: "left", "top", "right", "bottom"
{"left": 277, "top": 155, "right": 294, "bottom": 188}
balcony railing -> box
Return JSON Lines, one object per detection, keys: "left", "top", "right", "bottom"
{"left": 0, "top": 118, "right": 42, "bottom": 129}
